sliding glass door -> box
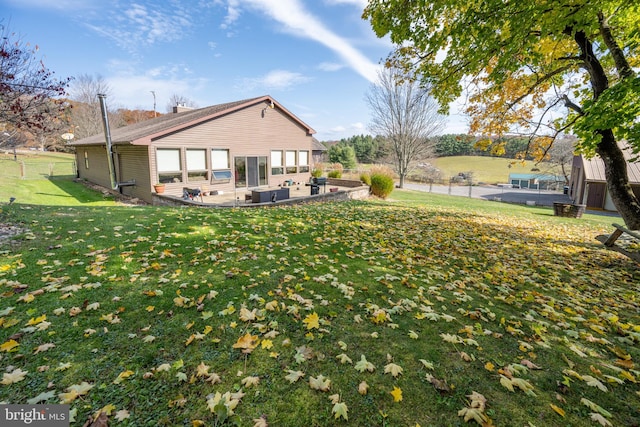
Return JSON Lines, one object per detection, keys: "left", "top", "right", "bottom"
{"left": 235, "top": 156, "right": 267, "bottom": 188}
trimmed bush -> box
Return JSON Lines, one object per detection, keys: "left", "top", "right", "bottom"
{"left": 327, "top": 170, "right": 342, "bottom": 178}
{"left": 360, "top": 173, "right": 371, "bottom": 186}
{"left": 370, "top": 173, "right": 395, "bottom": 198}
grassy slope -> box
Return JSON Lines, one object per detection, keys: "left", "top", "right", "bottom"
{"left": 430, "top": 156, "right": 562, "bottom": 184}
{"left": 1, "top": 178, "right": 639, "bottom": 426}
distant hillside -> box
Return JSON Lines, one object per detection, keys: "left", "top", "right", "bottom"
{"left": 429, "top": 156, "right": 562, "bottom": 184}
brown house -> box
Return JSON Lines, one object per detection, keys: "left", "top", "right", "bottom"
{"left": 568, "top": 144, "right": 640, "bottom": 211}
{"left": 70, "top": 95, "right": 315, "bottom": 204}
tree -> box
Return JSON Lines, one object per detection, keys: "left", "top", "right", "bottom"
{"left": 366, "top": 66, "right": 445, "bottom": 188}
{"left": 328, "top": 144, "right": 357, "bottom": 169}
{"left": 364, "top": 0, "right": 640, "bottom": 228}
{"left": 68, "top": 74, "right": 124, "bottom": 140}
{"left": 166, "top": 94, "right": 198, "bottom": 112}
{"left": 0, "top": 22, "right": 71, "bottom": 139}
{"left": 548, "top": 136, "right": 577, "bottom": 184}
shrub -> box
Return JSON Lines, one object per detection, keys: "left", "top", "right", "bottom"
{"left": 360, "top": 173, "right": 371, "bottom": 186}
{"left": 370, "top": 173, "right": 395, "bottom": 198}
{"left": 311, "top": 163, "right": 324, "bottom": 178}
{"left": 327, "top": 170, "right": 342, "bottom": 178}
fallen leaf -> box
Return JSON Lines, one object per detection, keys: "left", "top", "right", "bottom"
{"left": 332, "top": 401, "right": 348, "bottom": 420}
{"left": 1, "top": 368, "right": 28, "bottom": 385}
{"left": 390, "top": 386, "right": 403, "bottom": 402}
{"left": 309, "top": 374, "right": 331, "bottom": 392}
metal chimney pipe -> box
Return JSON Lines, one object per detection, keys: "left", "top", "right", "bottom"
{"left": 98, "top": 93, "right": 118, "bottom": 190}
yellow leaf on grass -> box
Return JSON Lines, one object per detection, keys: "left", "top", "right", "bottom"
{"left": 485, "top": 362, "right": 495, "bottom": 371}
{"left": 390, "top": 386, "right": 403, "bottom": 402}
{"left": 113, "top": 370, "right": 135, "bottom": 384}
{"left": 550, "top": 404, "right": 565, "bottom": 417}
{"left": 1, "top": 339, "right": 19, "bottom": 352}
{"left": 26, "top": 314, "right": 46, "bottom": 325}
{"left": 233, "top": 333, "right": 260, "bottom": 354}
{"left": 303, "top": 312, "right": 320, "bottom": 330}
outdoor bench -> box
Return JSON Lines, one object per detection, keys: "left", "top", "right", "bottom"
{"left": 603, "top": 223, "right": 640, "bottom": 247}
{"left": 597, "top": 223, "right": 640, "bottom": 263}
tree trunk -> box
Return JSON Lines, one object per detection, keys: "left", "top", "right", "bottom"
{"left": 398, "top": 173, "right": 405, "bottom": 189}
{"left": 597, "top": 130, "right": 640, "bottom": 229}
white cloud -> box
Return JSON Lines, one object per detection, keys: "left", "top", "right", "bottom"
{"left": 236, "top": 70, "right": 311, "bottom": 91}
{"left": 323, "top": 0, "right": 367, "bottom": 7}
{"left": 317, "top": 62, "right": 344, "bottom": 72}
{"left": 82, "top": 3, "right": 194, "bottom": 53}
{"left": 222, "top": 0, "right": 382, "bottom": 83}
{"left": 220, "top": 0, "right": 242, "bottom": 29}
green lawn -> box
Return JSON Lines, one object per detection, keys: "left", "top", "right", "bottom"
{"left": 1, "top": 179, "right": 639, "bottom": 426}
{"left": 430, "top": 156, "right": 563, "bottom": 184}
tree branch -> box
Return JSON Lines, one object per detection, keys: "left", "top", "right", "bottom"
{"left": 598, "top": 12, "right": 634, "bottom": 79}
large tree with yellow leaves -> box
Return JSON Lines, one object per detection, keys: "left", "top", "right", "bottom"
{"left": 364, "top": 0, "right": 640, "bottom": 228}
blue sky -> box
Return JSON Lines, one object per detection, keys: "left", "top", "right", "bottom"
{"left": 1, "top": 0, "right": 468, "bottom": 141}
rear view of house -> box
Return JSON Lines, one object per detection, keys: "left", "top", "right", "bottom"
{"left": 70, "top": 96, "right": 315, "bottom": 204}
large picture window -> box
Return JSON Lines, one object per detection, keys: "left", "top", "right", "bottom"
{"left": 157, "top": 148, "right": 182, "bottom": 183}
{"left": 211, "top": 149, "right": 231, "bottom": 183}
{"left": 186, "top": 149, "right": 207, "bottom": 182}
{"left": 285, "top": 150, "right": 297, "bottom": 174}
{"left": 298, "top": 150, "right": 309, "bottom": 173}
{"left": 271, "top": 150, "right": 283, "bottom": 175}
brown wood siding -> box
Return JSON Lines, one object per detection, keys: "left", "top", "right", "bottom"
{"left": 150, "top": 103, "right": 313, "bottom": 196}
{"left": 77, "top": 146, "right": 113, "bottom": 189}
{"left": 114, "top": 145, "right": 152, "bottom": 203}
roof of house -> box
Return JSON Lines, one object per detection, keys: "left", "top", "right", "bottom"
{"left": 580, "top": 144, "right": 640, "bottom": 183}
{"left": 70, "top": 95, "right": 315, "bottom": 146}
{"left": 509, "top": 173, "right": 562, "bottom": 180}
{"left": 311, "top": 137, "right": 326, "bottom": 152}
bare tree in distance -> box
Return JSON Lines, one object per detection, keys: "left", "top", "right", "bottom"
{"left": 166, "top": 94, "right": 198, "bottom": 112}
{"left": 366, "top": 66, "right": 445, "bottom": 188}
{"left": 547, "top": 135, "right": 577, "bottom": 185}
{"left": 68, "top": 74, "right": 125, "bottom": 140}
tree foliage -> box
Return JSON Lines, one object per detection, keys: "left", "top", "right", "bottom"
{"left": 337, "top": 134, "right": 388, "bottom": 164}
{"left": 328, "top": 144, "right": 358, "bottom": 169}
{"left": 0, "top": 22, "right": 71, "bottom": 136}
{"left": 366, "top": 66, "right": 445, "bottom": 188}
{"left": 364, "top": 0, "right": 640, "bottom": 227}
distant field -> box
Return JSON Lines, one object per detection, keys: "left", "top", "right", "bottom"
{"left": 429, "top": 156, "right": 562, "bottom": 184}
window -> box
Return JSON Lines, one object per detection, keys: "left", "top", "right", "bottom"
{"left": 271, "top": 150, "right": 283, "bottom": 175}
{"left": 285, "top": 150, "right": 297, "bottom": 174}
{"left": 211, "top": 149, "right": 231, "bottom": 183}
{"left": 186, "top": 149, "right": 207, "bottom": 182}
{"left": 298, "top": 150, "right": 309, "bottom": 173}
{"left": 84, "top": 150, "right": 89, "bottom": 169}
{"left": 157, "top": 148, "right": 182, "bottom": 183}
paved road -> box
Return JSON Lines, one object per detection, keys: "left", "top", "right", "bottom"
{"left": 403, "top": 182, "right": 572, "bottom": 207}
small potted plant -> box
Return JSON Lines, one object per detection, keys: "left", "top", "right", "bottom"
{"left": 153, "top": 183, "right": 165, "bottom": 194}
